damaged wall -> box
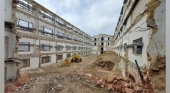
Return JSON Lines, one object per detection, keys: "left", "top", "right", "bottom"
{"left": 113, "top": 0, "right": 165, "bottom": 88}
{"left": 147, "top": 0, "right": 165, "bottom": 63}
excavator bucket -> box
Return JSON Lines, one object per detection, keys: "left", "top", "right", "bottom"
{"left": 60, "top": 57, "right": 71, "bottom": 67}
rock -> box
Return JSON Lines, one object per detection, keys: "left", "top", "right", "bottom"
{"left": 113, "top": 80, "right": 117, "bottom": 83}
{"left": 86, "top": 73, "right": 92, "bottom": 77}
{"left": 100, "top": 85, "right": 104, "bottom": 88}
{"left": 11, "top": 86, "right": 18, "bottom": 92}
{"left": 101, "top": 81, "right": 106, "bottom": 86}
{"left": 107, "top": 72, "right": 116, "bottom": 82}
{"left": 107, "top": 84, "right": 112, "bottom": 90}
{"left": 125, "top": 88, "right": 134, "bottom": 93}
{"left": 134, "top": 86, "right": 143, "bottom": 92}
{"left": 124, "top": 77, "right": 129, "bottom": 82}
{"left": 150, "top": 62, "right": 160, "bottom": 71}
{"left": 124, "top": 82, "right": 130, "bottom": 87}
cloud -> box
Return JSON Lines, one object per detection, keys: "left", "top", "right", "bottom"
{"left": 34, "top": 0, "right": 123, "bottom": 36}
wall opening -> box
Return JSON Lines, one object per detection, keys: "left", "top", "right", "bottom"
{"left": 101, "top": 47, "right": 103, "bottom": 54}
{"left": 101, "top": 42, "right": 103, "bottom": 45}
{"left": 101, "top": 36, "right": 104, "bottom": 41}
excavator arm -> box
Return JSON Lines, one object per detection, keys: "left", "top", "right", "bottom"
{"left": 60, "top": 54, "right": 82, "bottom": 67}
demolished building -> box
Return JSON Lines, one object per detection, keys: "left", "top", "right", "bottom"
{"left": 113, "top": 0, "right": 165, "bottom": 90}
{"left": 4, "top": 0, "right": 92, "bottom": 81}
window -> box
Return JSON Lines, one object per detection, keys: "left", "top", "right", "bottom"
{"left": 73, "top": 46, "right": 77, "bottom": 50}
{"left": 66, "top": 25, "right": 72, "bottom": 30}
{"left": 66, "top": 45, "right": 71, "bottom": 50}
{"left": 108, "top": 42, "right": 109, "bottom": 46}
{"left": 42, "top": 56, "right": 51, "bottom": 63}
{"left": 67, "top": 54, "right": 71, "bottom": 58}
{"left": 78, "top": 46, "right": 81, "bottom": 50}
{"left": 5, "top": 36, "right": 9, "bottom": 58}
{"left": 56, "top": 32, "right": 65, "bottom": 39}
{"left": 101, "top": 37, "right": 104, "bottom": 41}
{"left": 18, "top": 19, "right": 33, "bottom": 30}
{"left": 56, "top": 18, "right": 65, "bottom": 27}
{"left": 66, "top": 34, "right": 72, "bottom": 40}
{"left": 21, "top": 58, "right": 30, "bottom": 68}
{"left": 17, "top": 0, "right": 34, "bottom": 12}
{"left": 133, "top": 38, "right": 143, "bottom": 54}
{"left": 41, "top": 44, "right": 50, "bottom": 51}
{"left": 108, "top": 37, "right": 109, "bottom": 41}
{"left": 73, "top": 37, "right": 77, "bottom": 41}
{"left": 124, "top": 43, "right": 127, "bottom": 52}
{"left": 94, "top": 43, "right": 96, "bottom": 46}
{"left": 40, "top": 10, "right": 53, "bottom": 22}
{"left": 57, "top": 45, "right": 63, "bottom": 51}
{"left": 101, "top": 42, "right": 103, "bottom": 45}
{"left": 41, "top": 26, "right": 53, "bottom": 36}
{"left": 57, "top": 55, "right": 63, "bottom": 60}
{"left": 18, "top": 42, "right": 30, "bottom": 51}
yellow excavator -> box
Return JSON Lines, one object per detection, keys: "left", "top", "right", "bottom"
{"left": 60, "top": 53, "right": 82, "bottom": 67}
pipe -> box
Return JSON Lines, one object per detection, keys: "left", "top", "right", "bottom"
{"left": 135, "top": 60, "right": 144, "bottom": 83}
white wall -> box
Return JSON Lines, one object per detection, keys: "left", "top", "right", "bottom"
{"left": 1, "top": 0, "right": 4, "bottom": 92}
{"left": 5, "top": 0, "right": 13, "bottom": 22}
{"left": 5, "top": 63, "right": 17, "bottom": 82}
{"left": 20, "top": 57, "right": 39, "bottom": 71}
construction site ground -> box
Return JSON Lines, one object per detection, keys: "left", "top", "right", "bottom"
{"left": 13, "top": 54, "right": 108, "bottom": 93}
{"left": 5, "top": 52, "right": 165, "bottom": 93}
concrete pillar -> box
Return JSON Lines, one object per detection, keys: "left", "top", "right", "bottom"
{"left": 0, "top": 0, "right": 4, "bottom": 92}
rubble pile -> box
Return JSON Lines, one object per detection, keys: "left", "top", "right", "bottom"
{"left": 149, "top": 57, "right": 166, "bottom": 92}
{"left": 77, "top": 69, "right": 155, "bottom": 93}
{"left": 94, "top": 60, "right": 114, "bottom": 70}
{"left": 93, "top": 53, "right": 121, "bottom": 70}
{"left": 5, "top": 72, "right": 31, "bottom": 93}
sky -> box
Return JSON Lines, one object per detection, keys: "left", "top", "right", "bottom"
{"left": 34, "top": 0, "right": 123, "bottom": 37}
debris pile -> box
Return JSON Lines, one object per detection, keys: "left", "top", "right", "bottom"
{"left": 77, "top": 69, "right": 155, "bottom": 93}
{"left": 94, "top": 60, "right": 114, "bottom": 70}
{"left": 149, "top": 57, "right": 166, "bottom": 92}
{"left": 5, "top": 72, "right": 30, "bottom": 93}
{"left": 93, "top": 53, "right": 121, "bottom": 70}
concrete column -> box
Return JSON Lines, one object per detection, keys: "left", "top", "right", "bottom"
{"left": 0, "top": 0, "right": 4, "bottom": 92}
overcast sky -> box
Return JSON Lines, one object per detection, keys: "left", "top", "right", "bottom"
{"left": 34, "top": 0, "right": 123, "bottom": 37}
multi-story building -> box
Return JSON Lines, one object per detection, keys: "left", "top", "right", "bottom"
{"left": 91, "top": 34, "right": 114, "bottom": 54}
{"left": 113, "top": 0, "right": 165, "bottom": 84}
{"left": 4, "top": 0, "right": 92, "bottom": 81}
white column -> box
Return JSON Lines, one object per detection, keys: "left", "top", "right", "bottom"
{"left": 0, "top": 0, "right": 4, "bottom": 92}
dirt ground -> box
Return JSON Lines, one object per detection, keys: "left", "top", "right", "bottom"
{"left": 8, "top": 52, "right": 165, "bottom": 93}
{"left": 13, "top": 54, "right": 110, "bottom": 93}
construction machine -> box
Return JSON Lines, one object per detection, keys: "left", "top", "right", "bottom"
{"left": 60, "top": 53, "right": 82, "bottom": 67}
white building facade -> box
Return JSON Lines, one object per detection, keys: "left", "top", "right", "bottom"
{"left": 4, "top": 0, "right": 92, "bottom": 81}
{"left": 91, "top": 34, "right": 113, "bottom": 54}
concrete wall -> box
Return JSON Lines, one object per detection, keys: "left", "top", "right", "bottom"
{"left": 5, "top": 63, "right": 17, "bottom": 82}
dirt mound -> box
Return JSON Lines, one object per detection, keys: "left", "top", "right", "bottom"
{"left": 93, "top": 52, "right": 121, "bottom": 70}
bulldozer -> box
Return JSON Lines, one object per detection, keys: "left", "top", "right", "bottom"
{"left": 60, "top": 53, "right": 82, "bottom": 67}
